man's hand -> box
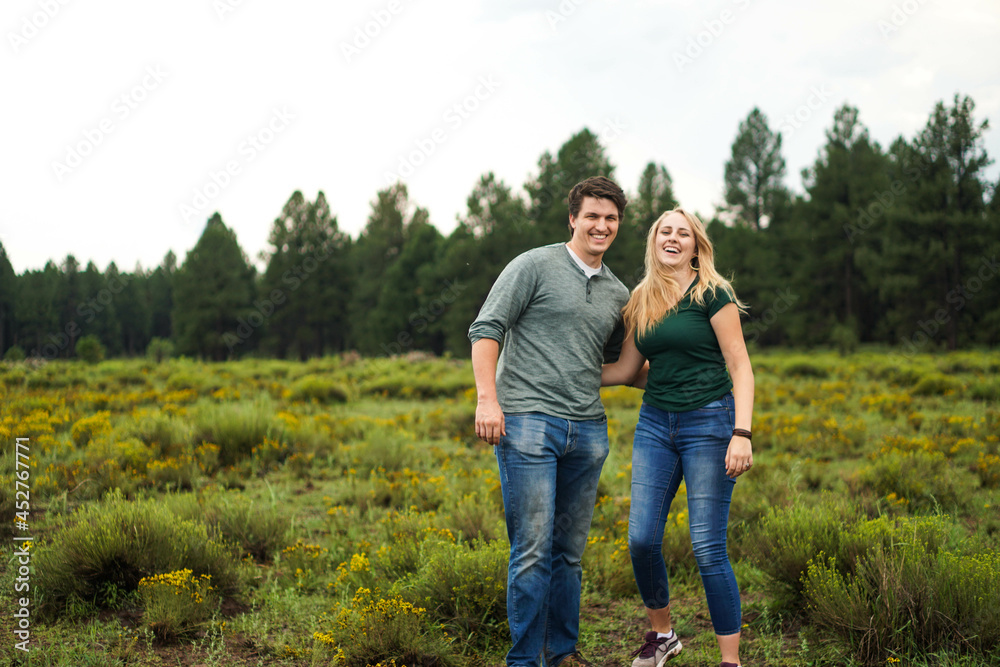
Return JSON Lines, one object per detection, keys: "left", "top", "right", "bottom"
{"left": 476, "top": 398, "right": 506, "bottom": 445}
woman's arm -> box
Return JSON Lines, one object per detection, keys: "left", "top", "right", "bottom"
{"left": 711, "top": 302, "right": 755, "bottom": 477}
{"left": 601, "top": 331, "right": 647, "bottom": 387}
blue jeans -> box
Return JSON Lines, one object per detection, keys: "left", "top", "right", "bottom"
{"left": 628, "top": 394, "right": 741, "bottom": 636}
{"left": 495, "top": 412, "right": 610, "bottom": 667}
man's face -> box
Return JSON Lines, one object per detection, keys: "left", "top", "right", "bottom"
{"left": 568, "top": 196, "right": 620, "bottom": 263}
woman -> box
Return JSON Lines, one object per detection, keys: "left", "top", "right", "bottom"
{"left": 602, "top": 208, "right": 754, "bottom": 667}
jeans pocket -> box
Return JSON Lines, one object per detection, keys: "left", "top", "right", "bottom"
{"left": 502, "top": 413, "right": 549, "bottom": 449}
{"left": 701, "top": 395, "right": 730, "bottom": 411}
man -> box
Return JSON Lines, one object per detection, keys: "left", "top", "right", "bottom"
{"left": 468, "top": 176, "right": 630, "bottom": 667}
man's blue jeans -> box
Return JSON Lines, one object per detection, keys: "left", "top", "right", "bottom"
{"left": 628, "top": 394, "right": 742, "bottom": 636}
{"left": 495, "top": 412, "right": 609, "bottom": 667}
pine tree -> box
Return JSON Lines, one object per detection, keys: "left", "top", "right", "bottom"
{"left": 724, "top": 108, "right": 787, "bottom": 229}
{"left": 173, "top": 213, "right": 256, "bottom": 360}
{"left": 0, "top": 241, "right": 15, "bottom": 355}
{"left": 428, "top": 173, "right": 534, "bottom": 355}
{"left": 348, "top": 184, "right": 426, "bottom": 354}
{"left": 607, "top": 162, "right": 678, "bottom": 288}
{"left": 260, "top": 191, "right": 351, "bottom": 358}
{"left": 789, "top": 105, "right": 890, "bottom": 344}
{"left": 525, "top": 128, "right": 616, "bottom": 244}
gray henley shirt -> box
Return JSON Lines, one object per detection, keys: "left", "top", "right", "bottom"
{"left": 468, "top": 243, "right": 630, "bottom": 420}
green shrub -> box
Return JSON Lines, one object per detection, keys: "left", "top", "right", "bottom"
{"left": 853, "top": 449, "right": 977, "bottom": 513}
{"left": 358, "top": 361, "right": 473, "bottom": 399}
{"left": 33, "top": 490, "right": 243, "bottom": 620}
{"left": 146, "top": 455, "right": 202, "bottom": 491}
{"left": 26, "top": 367, "right": 74, "bottom": 389}
{"left": 437, "top": 491, "right": 504, "bottom": 543}
{"left": 75, "top": 335, "right": 106, "bottom": 364}
{"left": 865, "top": 362, "right": 928, "bottom": 387}
{"left": 911, "top": 373, "right": 964, "bottom": 396}
{"left": 742, "top": 500, "right": 859, "bottom": 612}
{"left": 400, "top": 537, "right": 509, "bottom": 649}
{"left": 583, "top": 533, "right": 637, "bottom": 598}
{"left": 207, "top": 492, "right": 292, "bottom": 562}
{"left": 192, "top": 397, "right": 285, "bottom": 465}
{"left": 829, "top": 323, "right": 858, "bottom": 356}
{"left": 970, "top": 378, "right": 1000, "bottom": 401}
{"left": 138, "top": 568, "right": 218, "bottom": 640}
{"left": 127, "top": 411, "right": 195, "bottom": 456}
{"left": 347, "top": 427, "right": 422, "bottom": 474}
{"left": 1, "top": 366, "right": 26, "bottom": 387}
{"left": 312, "top": 586, "right": 457, "bottom": 667}
{"left": 71, "top": 411, "right": 113, "bottom": 446}
{"left": 114, "top": 369, "right": 149, "bottom": 387}
{"left": 290, "top": 375, "right": 349, "bottom": 403}
{"left": 728, "top": 457, "right": 799, "bottom": 528}
{"left": 278, "top": 540, "right": 332, "bottom": 592}
{"left": 803, "top": 543, "right": 1000, "bottom": 663}
{"left": 4, "top": 345, "right": 25, "bottom": 361}
{"left": 782, "top": 360, "right": 830, "bottom": 378}
{"left": 371, "top": 509, "right": 437, "bottom": 582}
{"left": 166, "top": 371, "right": 211, "bottom": 394}
{"left": 146, "top": 337, "right": 175, "bottom": 363}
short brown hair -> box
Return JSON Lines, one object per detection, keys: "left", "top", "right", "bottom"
{"left": 567, "top": 176, "right": 627, "bottom": 228}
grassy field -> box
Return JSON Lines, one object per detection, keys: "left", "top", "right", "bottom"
{"left": 0, "top": 350, "right": 998, "bottom": 667}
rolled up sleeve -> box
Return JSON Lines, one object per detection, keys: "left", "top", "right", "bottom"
{"left": 468, "top": 253, "right": 538, "bottom": 345}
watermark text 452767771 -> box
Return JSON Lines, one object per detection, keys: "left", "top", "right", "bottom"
{"left": 13, "top": 437, "right": 34, "bottom": 653}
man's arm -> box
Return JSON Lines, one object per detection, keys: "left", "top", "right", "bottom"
{"left": 468, "top": 253, "right": 538, "bottom": 445}
{"left": 472, "top": 338, "right": 505, "bottom": 445}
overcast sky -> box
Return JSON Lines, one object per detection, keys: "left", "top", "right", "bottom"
{"left": 3, "top": 0, "right": 999, "bottom": 273}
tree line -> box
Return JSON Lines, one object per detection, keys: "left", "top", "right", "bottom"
{"left": 0, "top": 94, "right": 997, "bottom": 361}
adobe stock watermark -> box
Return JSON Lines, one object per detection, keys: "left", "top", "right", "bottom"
{"left": 673, "top": 0, "right": 753, "bottom": 72}
{"left": 777, "top": 84, "right": 834, "bottom": 138}
{"left": 546, "top": 0, "right": 587, "bottom": 31}
{"left": 843, "top": 143, "right": 946, "bottom": 244}
{"left": 843, "top": 179, "right": 907, "bottom": 243}
{"left": 744, "top": 288, "right": 799, "bottom": 344}
{"left": 382, "top": 76, "right": 500, "bottom": 185}
{"left": 30, "top": 273, "right": 132, "bottom": 359}
{"left": 381, "top": 279, "right": 467, "bottom": 355}
{"left": 178, "top": 106, "right": 295, "bottom": 226}
{"left": 51, "top": 65, "right": 168, "bottom": 183}
{"left": 340, "top": 0, "right": 408, "bottom": 63}
{"left": 8, "top": 0, "right": 72, "bottom": 54}
{"left": 897, "top": 255, "right": 999, "bottom": 358}
{"left": 877, "top": 0, "right": 934, "bottom": 39}
{"left": 223, "top": 245, "right": 326, "bottom": 352}
{"left": 213, "top": 0, "right": 248, "bottom": 20}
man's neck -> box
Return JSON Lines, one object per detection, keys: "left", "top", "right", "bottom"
{"left": 565, "top": 241, "right": 602, "bottom": 269}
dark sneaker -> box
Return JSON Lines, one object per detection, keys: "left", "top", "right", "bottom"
{"left": 557, "top": 651, "right": 593, "bottom": 667}
{"left": 630, "top": 630, "right": 682, "bottom": 667}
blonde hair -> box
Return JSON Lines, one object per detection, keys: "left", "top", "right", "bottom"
{"left": 622, "top": 208, "right": 747, "bottom": 340}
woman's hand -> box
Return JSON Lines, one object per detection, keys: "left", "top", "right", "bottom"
{"left": 724, "top": 435, "right": 753, "bottom": 478}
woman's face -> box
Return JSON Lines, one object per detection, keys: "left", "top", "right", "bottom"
{"left": 654, "top": 212, "right": 697, "bottom": 271}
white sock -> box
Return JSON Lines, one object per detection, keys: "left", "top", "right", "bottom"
{"left": 656, "top": 630, "right": 674, "bottom": 640}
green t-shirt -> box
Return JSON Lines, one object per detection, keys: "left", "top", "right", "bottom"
{"left": 635, "top": 281, "right": 736, "bottom": 412}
